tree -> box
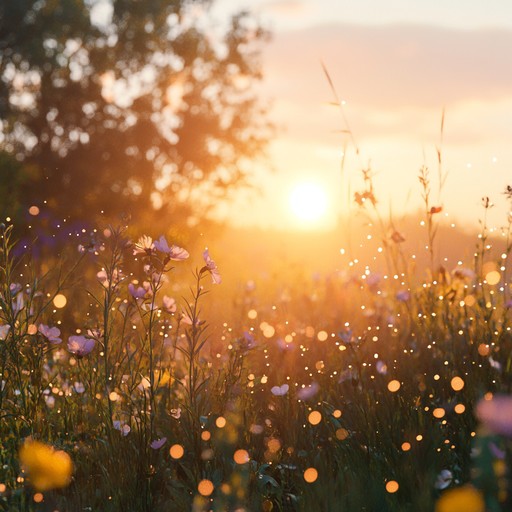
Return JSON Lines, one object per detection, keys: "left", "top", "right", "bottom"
{"left": 0, "top": 0, "right": 270, "bottom": 226}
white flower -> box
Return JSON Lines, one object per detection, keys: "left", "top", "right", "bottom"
{"left": 133, "top": 235, "right": 154, "bottom": 256}
{"left": 435, "top": 469, "right": 453, "bottom": 490}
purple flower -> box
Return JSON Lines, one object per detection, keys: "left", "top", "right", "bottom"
{"left": 153, "top": 236, "right": 189, "bottom": 261}
{"left": 339, "top": 329, "right": 354, "bottom": 344}
{"left": 271, "top": 384, "right": 289, "bottom": 396}
{"left": 150, "top": 437, "right": 167, "bottom": 450}
{"left": 297, "top": 382, "right": 319, "bottom": 401}
{"left": 202, "top": 248, "right": 221, "bottom": 284}
{"left": 396, "top": 290, "right": 410, "bottom": 302}
{"left": 128, "top": 283, "right": 146, "bottom": 299}
{"left": 67, "top": 335, "right": 96, "bottom": 357}
{"left": 9, "top": 283, "right": 22, "bottom": 295}
{"left": 38, "top": 324, "right": 62, "bottom": 344}
{"left": 113, "top": 420, "right": 131, "bottom": 436}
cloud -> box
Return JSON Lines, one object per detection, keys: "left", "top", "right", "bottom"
{"left": 262, "top": 0, "right": 305, "bottom": 15}
{"left": 261, "top": 23, "right": 512, "bottom": 109}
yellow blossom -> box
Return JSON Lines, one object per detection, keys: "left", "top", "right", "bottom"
{"left": 19, "top": 440, "right": 73, "bottom": 491}
{"left": 435, "top": 486, "right": 485, "bottom": 512}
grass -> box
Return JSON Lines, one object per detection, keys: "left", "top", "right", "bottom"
{"left": 1, "top": 174, "right": 512, "bottom": 512}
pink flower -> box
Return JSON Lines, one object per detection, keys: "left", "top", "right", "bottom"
{"left": 162, "top": 295, "right": 177, "bottom": 313}
{"left": 202, "top": 248, "right": 221, "bottom": 284}
{"left": 0, "top": 324, "right": 10, "bottom": 340}
{"left": 153, "top": 236, "right": 189, "bottom": 261}
{"left": 97, "top": 268, "right": 123, "bottom": 288}
{"left": 133, "top": 235, "right": 155, "bottom": 256}
{"left": 181, "top": 311, "right": 201, "bottom": 326}
{"left": 67, "top": 335, "right": 95, "bottom": 357}
{"left": 38, "top": 324, "right": 62, "bottom": 344}
{"left": 86, "top": 328, "right": 103, "bottom": 341}
{"left": 297, "top": 382, "right": 319, "bottom": 401}
{"left": 476, "top": 395, "right": 512, "bottom": 437}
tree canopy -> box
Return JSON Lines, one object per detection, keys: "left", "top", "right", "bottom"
{"left": 0, "top": 0, "right": 270, "bottom": 226}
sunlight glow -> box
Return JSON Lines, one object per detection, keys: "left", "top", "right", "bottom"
{"left": 288, "top": 181, "right": 328, "bottom": 224}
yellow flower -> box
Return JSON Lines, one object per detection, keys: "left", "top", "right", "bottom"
{"left": 19, "top": 440, "right": 73, "bottom": 491}
{"left": 435, "top": 486, "right": 485, "bottom": 512}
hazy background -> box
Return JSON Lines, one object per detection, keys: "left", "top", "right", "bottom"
{"left": 211, "top": 0, "right": 512, "bottom": 231}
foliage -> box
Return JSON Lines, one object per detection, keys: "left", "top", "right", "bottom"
{"left": 1, "top": 179, "right": 512, "bottom": 511}
{"left": 0, "top": 0, "right": 270, "bottom": 223}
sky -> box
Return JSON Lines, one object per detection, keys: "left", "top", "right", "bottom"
{"left": 208, "top": 0, "right": 512, "bottom": 231}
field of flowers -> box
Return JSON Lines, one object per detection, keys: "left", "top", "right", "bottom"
{"left": 1, "top": 183, "right": 512, "bottom": 512}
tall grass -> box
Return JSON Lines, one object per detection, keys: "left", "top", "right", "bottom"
{"left": 1, "top": 174, "right": 512, "bottom": 512}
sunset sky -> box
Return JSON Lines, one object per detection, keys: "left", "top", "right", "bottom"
{"left": 211, "top": 0, "right": 512, "bottom": 231}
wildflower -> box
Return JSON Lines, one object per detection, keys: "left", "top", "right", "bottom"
{"left": 376, "top": 361, "right": 388, "bottom": 375}
{"left": 97, "top": 268, "right": 123, "bottom": 288}
{"left": 339, "top": 329, "right": 354, "bottom": 344}
{"left": 128, "top": 283, "right": 146, "bottom": 299}
{"left": 12, "top": 290, "right": 24, "bottom": 314}
{"left": 396, "top": 290, "right": 410, "bottom": 302}
{"left": 133, "top": 235, "right": 155, "bottom": 256}
{"left": 181, "top": 311, "right": 201, "bottom": 326}
{"left": 86, "top": 328, "right": 103, "bottom": 341}
{"left": 297, "top": 382, "right": 319, "bottom": 401}
{"left": 19, "top": 440, "right": 73, "bottom": 491}
{"left": 38, "top": 324, "right": 62, "bottom": 344}
{"left": 138, "top": 376, "right": 151, "bottom": 392}
{"left": 45, "top": 395, "right": 55, "bottom": 409}
{"left": 97, "top": 269, "right": 108, "bottom": 284}
{"left": 202, "top": 248, "right": 221, "bottom": 284}
{"left": 435, "top": 469, "right": 453, "bottom": 490}
{"left": 150, "top": 437, "right": 167, "bottom": 450}
{"left": 476, "top": 394, "right": 512, "bottom": 437}
{"left": 271, "top": 384, "right": 289, "bottom": 396}
{"left": 162, "top": 295, "right": 177, "bottom": 313}
{"left": 435, "top": 486, "right": 484, "bottom": 512}
{"left": 113, "top": 420, "right": 131, "bottom": 436}
{"left": 489, "top": 357, "right": 502, "bottom": 371}
{"left": 73, "top": 382, "right": 85, "bottom": 393}
{"left": 241, "top": 331, "right": 256, "bottom": 350}
{"left": 153, "top": 235, "right": 189, "bottom": 261}
{"left": 10, "top": 283, "right": 22, "bottom": 295}
{"left": 430, "top": 206, "right": 443, "bottom": 214}
{"left": 277, "top": 338, "right": 295, "bottom": 351}
{"left": 366, "top": 273, "right": 382, "bottom": 288}
{"left": 67, "top": 335, "right": 95, "bottom": 357}
{"left": 171, "top": 407, "right": 181, "bottom": 419}
{"left": 0, "top": 324, "right": 10, "bottom": 340}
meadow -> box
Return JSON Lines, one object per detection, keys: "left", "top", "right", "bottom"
{"left": 1, "top": 174, "right": 512, "bottom": 512}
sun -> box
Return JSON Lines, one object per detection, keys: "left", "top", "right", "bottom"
{"left": 288, "top": 181, "right": 329, "bottom": 224}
